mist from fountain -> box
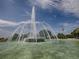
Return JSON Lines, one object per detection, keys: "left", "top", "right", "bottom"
{"left": 8, "top": 6, "right": 58, "bottom": 42}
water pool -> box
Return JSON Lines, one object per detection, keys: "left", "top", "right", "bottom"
{"left": 0, "top": 40, "right": 79, "bottom": 59}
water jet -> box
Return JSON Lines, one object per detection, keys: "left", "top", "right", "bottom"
{"left": 9, "top": 6, "right": 58, "bottom": 42}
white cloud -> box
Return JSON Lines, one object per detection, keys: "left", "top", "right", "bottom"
{"left": 61, "top": 0, "right": 79, "bottom": 17}
{"left": 0, "top": 19, "right": 33, "bottom": 27}
{"left": 0, "top": 19, "right": 17, "bottom": 27}
{"left": 60, "top": 22, "right": 79, "bottom": 28}
{"left": 62, "top": 23, "right": 69, "bottom": 27}
{"left": 76, "top": 20, "right": 79, "bottom": 24}
{"left": 0, "top": 28, "right": 11, "bottom": 37}
{"left": 59, "top": 21, "right": 79, "bottom": 34}
{"left": 35, "top": 0, "right": 54, "bottom": 9}
{"left": 29, "top": 0, "right": 79, "bottom": 17}
{"left": 29, "top": 0, "right": 60, "bottom": 9}
{"left": 0, "top": 19, "right": 36, "bottom": 27}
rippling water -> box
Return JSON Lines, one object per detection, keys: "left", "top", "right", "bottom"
{"left": 0, "top": 40, "right": 79, "bottom": 59}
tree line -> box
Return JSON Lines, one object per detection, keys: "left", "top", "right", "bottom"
{"left": 0, "top": 27, "right": 79, "bottom": 42}
{"left": 57, "top": 28, "right": 79, "bottom": 39}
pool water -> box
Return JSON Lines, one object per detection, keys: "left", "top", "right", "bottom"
{"left": 0, "top": 40, "right": 79, "bottom": 59}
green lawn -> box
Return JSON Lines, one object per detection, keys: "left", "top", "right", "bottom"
{"left": 0, "top": 40, "right": 79, "bottom": 59}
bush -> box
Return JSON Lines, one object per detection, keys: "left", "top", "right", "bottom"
{"left": 0, "top": 37, "right": 8, "bottom": 42}
{"left": 57, "top": 33, "right": 67, "bottom": 39}
{"left": 25, "top": 38, "right": 45, "bottom": 42}
{"left": 37, "top": 39, "right": 45, "bottom": 42}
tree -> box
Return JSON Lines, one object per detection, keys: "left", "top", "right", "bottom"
{"left": 39, "top": 29, "right": 53, "bottom": 39}
{"left": 0, "top": 37, "right": 7, "bottom": 42}
{"left": 66, "top": 34, "right": 73, "bottom": 38}
{"left": 12, "top": 33, "right": 18, "bottom": 41}
{"left": 71, "top": 28, "right": 79, "bottom": 39}
{"left": 57, "top": 33, "right": 67, "bottom": 39}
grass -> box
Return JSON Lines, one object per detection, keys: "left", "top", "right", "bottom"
{"left": 0, "top": 40, "right": 79, "bottom": 59}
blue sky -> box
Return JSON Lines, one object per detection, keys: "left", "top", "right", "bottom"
{"left": 0, "top": 0, "right": 79, "bottom": 37}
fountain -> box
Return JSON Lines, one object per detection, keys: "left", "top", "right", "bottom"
{"left": 9, "top": 6, "right": 58, "bottom": 42}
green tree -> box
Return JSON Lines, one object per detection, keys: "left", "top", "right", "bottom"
{"left": 12, "top": 33, "right": 18, "bottom": 41}
{"left": 71, "top": 28, "right": 79, "bottom": 39}
{"left": 66, "top": 34, "right": 73, "bottom": 38}
{"left": 0, "top": 37, "right": 7, "bottom": 42}
{"left": 39, "top": 29, "right": 53, "bottom": 39}
{"left": 57, "top": 33, "right": 67, "bottom": 39}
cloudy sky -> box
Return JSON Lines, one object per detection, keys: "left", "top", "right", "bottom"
{"left": 0, "top": 0, "right": 79, "bottom": 37}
